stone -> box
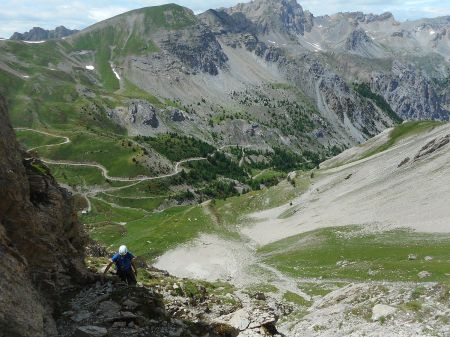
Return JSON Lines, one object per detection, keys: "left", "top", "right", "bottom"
{"left": 418, "top": 271, "right": 432, "bottom": 279}
{"left": 122, "top": 299, "right": 140, "bottom": 310}
{"left": 98, "top": 300, "right": 121, "bottom": 318}
{"left": 424, "top": 256, "right": 433, "bottom": 261}
{"left": 229, "top": 309, "right": 250, "bottom": 330}
{"left": 71, "top": 310, "right": 91, "bottom": 322}
{"left": 74, "top": 326, "right": 108, "bottom": 337}
{"left": 408, "top": 254, "right": 417, "bottom": 260}
{"left": 372, "top": 304, "right": 397, "bottom": 321}
{"left": 112, "top": 321, "right": 127, "bottom": 328}
{"left": 252, "top": 292, "right": 266, "bottom": 301}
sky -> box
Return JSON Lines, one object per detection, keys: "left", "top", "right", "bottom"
{"left": 0, "top": 0, "right": 449, "bottom": 38}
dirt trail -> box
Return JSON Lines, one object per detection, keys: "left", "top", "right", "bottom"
{"left": 15, "top": 127, "right": 71, "bottom": 151}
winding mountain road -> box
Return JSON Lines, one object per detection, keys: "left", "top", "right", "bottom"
{"left": 15, "top": 127, "right": 207, "bottom": 182}
{"left": 15, "top": 127, "right": 71, "bottom": 151}
{"left": 15, "top": 128, "right": 211, "bottom": 213}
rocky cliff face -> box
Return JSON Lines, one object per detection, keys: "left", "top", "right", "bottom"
{"left": 371, "top": 61, "right": 449, "bottom": 121}
{"left": 10, "top": 26, "right": 79, "bottom": 41}
{"left": 0, "top": 96, "right": 90, "bottom": 337}
{"left": 160, "top": 24, "right": 229, "bottom": 75}
{"left": 224, "top": 0, "right": 313, "bottom": 36}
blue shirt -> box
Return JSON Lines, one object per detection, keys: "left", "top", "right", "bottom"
{"left": 112, "top": 252, "right": 135, "bottom": 271}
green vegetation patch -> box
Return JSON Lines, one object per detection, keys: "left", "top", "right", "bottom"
{"left": 119, "top": 79, "right": 162, "bottom": 106}
{"left": 89, "top": 204, "right": 214, "bottom": 260}
{"left": 138, "top": 133, "right": 215, "bottom": 162}
{"left": 38, "top": 132, "right": 150, "bottom": 177}
{"left": 15, "top": 129, "right": 66, "bottom": 149}
{"left": 212, "top": 174, "right": 309, "bottom": 226}
{"left": 361, "top": 121, "right": 445, "bottom": 159}
{"left": 141, "top": 4, "right": 197, "bottom": 31}
{"left": 98, "top": 193, "right": 165, "bottom": 212}
{"left": 72, "top": 26, "right": 119, "bottom": 91}
{"left": 4, "top": 40, "right": 64, "bottom": 66}
{"left": 259, "top": 226, "right": 450, "bottom": 282}
{"left": 283, "top": 291, "right": 312, "bottom": 307}
{"left": 50, "top": 165, "right": 129, "bottom": 190}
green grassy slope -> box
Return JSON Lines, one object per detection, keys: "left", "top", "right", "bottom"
{"left": 259, "top": 226, "right": 450, "bottom": 282}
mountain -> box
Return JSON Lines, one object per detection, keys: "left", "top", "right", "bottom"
{"left": 10, "top": 25, "right": 79, "bottom": 41}
{"left": 0, "top": 0, "right": 448, "bottom": 213}
{"left": 10, "top": 26, "right": 79, "bottom": 41}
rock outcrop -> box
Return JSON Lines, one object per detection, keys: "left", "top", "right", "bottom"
{"left": 161, "top": 24, "right": 229, "bottom": 75}
{"left": 57, "top": 281, "right": 238, "bottom": 337}
{"left": 225, "top": 0, "right": 313, "bottom": 36}
{"left": 345, "top": 28, "right": 373, "bottom": 52}
{"left": 10, "top": 26, "right": 79, "bottom": 41}
{"left": 371, "top": 61, "right": 449, "bottom": 121}
{"left": 0, "top": 95, "right": 91, "bottom": 337}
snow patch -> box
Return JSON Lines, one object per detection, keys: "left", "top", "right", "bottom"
{"left": 85, "top": 65, "right": 95, "bottom": 70}
{"left": 429, "top": 30, "right": 436, "bottom": 35}
{"left": 110, "top": 63, "right": 121, "bottom": 80}
{"left": 268, "top": 40, "right": 277, "bottom": 44}
{"left": 23, "top": 40, "right": 46, "bottom": 44}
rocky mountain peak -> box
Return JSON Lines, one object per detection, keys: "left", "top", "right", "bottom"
{"left": 10, "top": 25, "right": 79, "bottom": 41}
{"left": 345, "top": 28, "right": 372, "bottom": 51}
{"left": 226, "top": 0, "right": 313, "bottom": 35}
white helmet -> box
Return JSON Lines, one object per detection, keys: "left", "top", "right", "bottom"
{"left": 119, "top": 245, "right": 128, "bottom": 256}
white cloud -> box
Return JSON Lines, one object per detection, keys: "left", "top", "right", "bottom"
{"left": 88, "top": 6, "right": 130, "bottom": 22}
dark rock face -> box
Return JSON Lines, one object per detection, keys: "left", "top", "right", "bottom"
{"left": 128, "top": 100, "right": 160, "bottom": 128}
{"left": 345, "top": 28, "right": 372, "bottom": 51}
{"left": 414, "top": 134, "right": 449, "bottom": 161}
{"left": 198, "top": 9, "right": 256, "bottom": 35}
{"left": 10, "top": 26, "right": 79, "bottom": 41}
{"left": 0, "top": 96, "right": 90, "bottom": 337}
{"left": 371, "top": 61, "right": 449, "bottom": 121}
{"left": 161, "top": 24, "right": 228, "bottom": 75}
{"left": 143, "top": 112, "right": 159, "bottom": 128}
{"left": 224, "top": 0, "right": 313, "bottom": 36}
{"left": 169, "top": 108, "right": 187, "bottom": 122}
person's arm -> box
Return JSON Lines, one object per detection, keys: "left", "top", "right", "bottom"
{"left": 131, "top": 257, "right": 138, "bottom": 276}
{"left": 103, "top": 259, "right": 114, "bottom": 275}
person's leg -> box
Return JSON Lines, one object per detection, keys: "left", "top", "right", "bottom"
{"left": 125, "top": 269, "right": 137, "bottom": 285}
{"left": 117, "top": 270, "right": 127, "bottom": 282}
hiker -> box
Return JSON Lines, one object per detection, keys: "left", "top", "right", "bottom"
{"left": 103, "top": 245, "right": 138, "bottom": 285}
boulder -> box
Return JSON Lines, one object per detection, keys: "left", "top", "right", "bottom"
{"left": 408, "top": 254, "right": 417, "bottom": 261}
{"left": 372, "top": 304, "right": 396, "bottom": 321}
{"left": 169, "top": 108, "right": 187, "bottom": 122}
{"left": 418, "top": 271, "right": 432, "bottom": 279}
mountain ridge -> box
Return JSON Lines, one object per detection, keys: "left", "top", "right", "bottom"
{"left": 10, "top": 25, "right": 79, "bottom": 41}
